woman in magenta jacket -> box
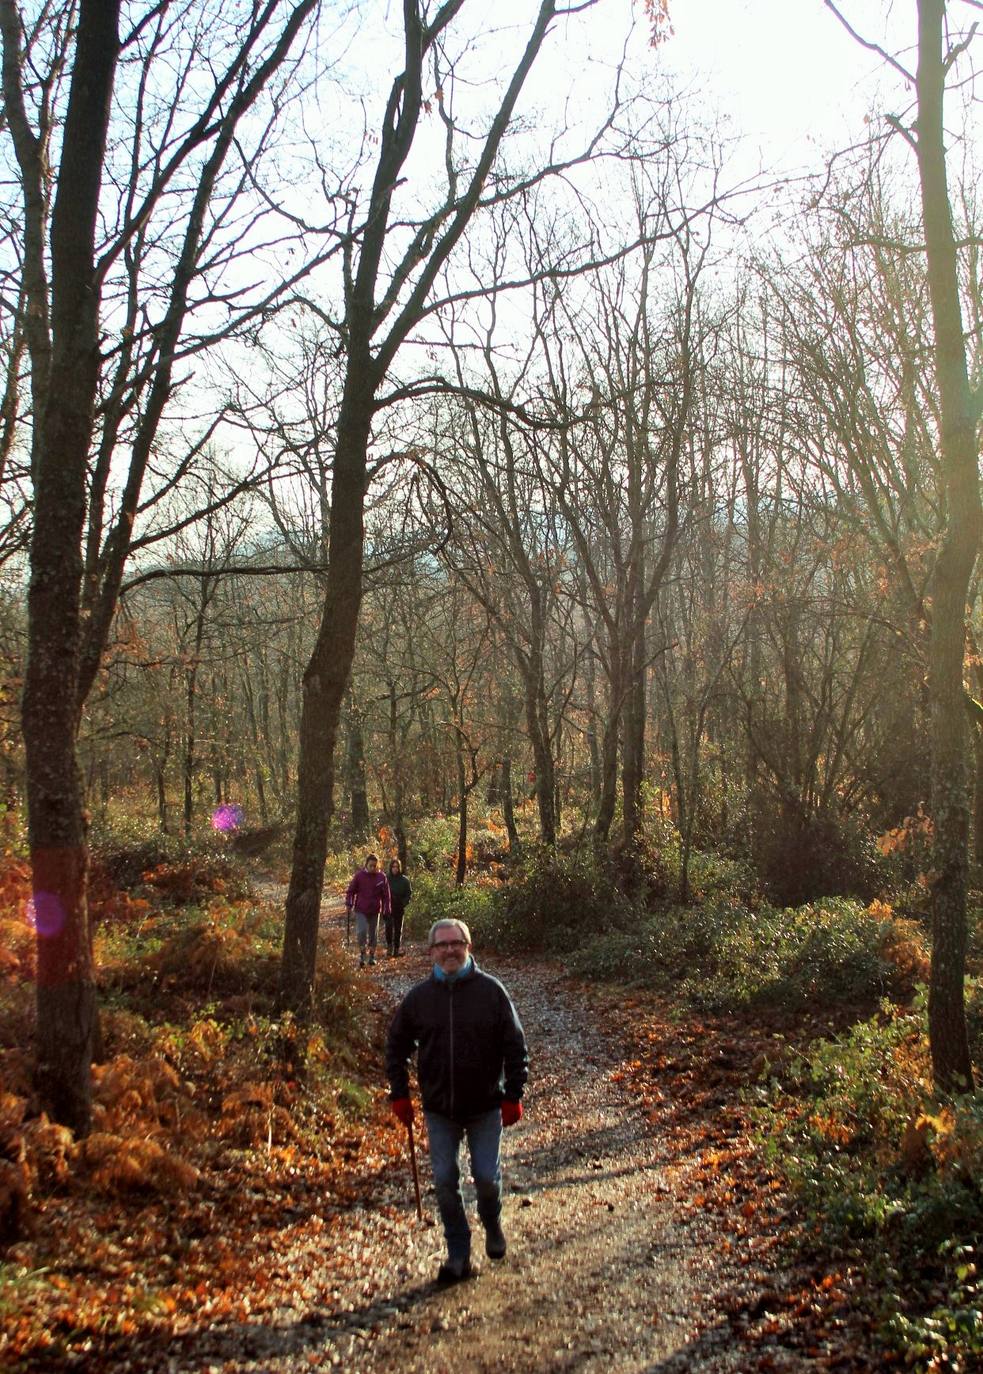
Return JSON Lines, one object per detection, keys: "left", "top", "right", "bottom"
{"left": 345, "top": 853, "right": 391, "bottom": 967}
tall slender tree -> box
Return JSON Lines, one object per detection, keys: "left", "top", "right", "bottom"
{"left": 278, "top": 0, "right": 613, "bottom": 1015}
{"left": 2, "top": 0, "right": 320, "bottom": 1131}
{"left": 914, "top": 0, "right": 981, "bottom": 1090}
{"left": 824, "top": 0, "right": 982, "bottom": 1088}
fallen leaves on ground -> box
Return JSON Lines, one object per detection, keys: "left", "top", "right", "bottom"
{"left": 584, "top": 984, "right": 883, "bottom": 1370}
{"left": 1, "top": 875, "right": 886, "bottom": 1371}
{"left": 0, "top": 888, "right": 405, "bottom": 1372}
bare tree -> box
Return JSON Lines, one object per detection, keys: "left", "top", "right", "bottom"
{"left": 437, "top": 381, "right": 573, "bottom": 849}
{"left": 530, "top": 198, "right": 711, "bottom": 848}
{"left": 914, "top": 0, "right": 982, "bottom": 1091}
{"left": 278, "top": 0, "right": 619, "bottom": 1016}
{"left": 1, "top": 0, "right": 321, "bottom": 1132}
{"left": 824, "top": 0, "right": 982, "bottom": 1089}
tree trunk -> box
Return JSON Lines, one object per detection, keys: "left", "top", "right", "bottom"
{"left": 916, "top": 0, "right": 981, "bottom": 1092}
{"left": 279, "top": 398, "right": 372, "bottom": 1017}
{"left": 183, "top": 659, "right": 198, "bottom": 838}
{"left": 523, "top": 594, "right": 557, "bottom": 846}
{"left": 501, "top": 754, "right": 520, "bottom": 857}
{"left": 241, "top": 662, "right": 267, "bottom": 822}
{"left": 622, "top": 642, "right": 646, "bottom": 848}
{"left": 386, "top": 681, "right": 408, "bottom": 866}
{"left": 277, "top": 0, "right": 563, "bottom": 1014}
{"left": 155, "top": 763, "right": 169, "bottom": 834}
{"left": 973, "top": 720, "right": 983, "bottom": 870}
{"left": 346, "top": 693, "right": 370, "bottom": 838}
{"left": 455, "top": 745, "right": 468, "bottom": 887}
{"left": 18, "top": 0, "right": 121, "bottom": 1135}
{"left": 486, "top": 760, "right": 501, "bottom": 806}
{"left": 580, "top": 578, "right": 602, "bottom": 811}
{"left": 525, "top": 674, "right": 557, "bottom": 847}
{"left": 594, "top": 709, "right": 620, "bottom": 846}
{"left": 594, "top": 647, "right": 626, "bottom": 846}
{"left": 928, "top": 556, "right": 977, "bottom": 1090}
{"left": 659, "top": 667, "right": 690, "bottom": 900}
{"left": 253, "top": 765, "right": 269, "bottom": 826}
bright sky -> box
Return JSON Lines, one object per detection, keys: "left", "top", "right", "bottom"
{"left": 662, "top": 0, "right": 915, "bottom": 172}
{"left": 327, "top": 3, "right": 922, "bottom": 199}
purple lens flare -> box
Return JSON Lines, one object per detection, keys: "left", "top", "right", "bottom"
{"left": 26, "top": 891, "right": 66, "bottom": 939}
{"left": 211, "top": 803, "right": 244, "bottom": 832}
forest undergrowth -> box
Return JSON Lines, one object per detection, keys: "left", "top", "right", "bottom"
{"left": 0, "top": 819, "right": 981, "bottom": 1371}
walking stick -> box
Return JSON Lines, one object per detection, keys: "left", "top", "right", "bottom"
{"left": 346, "top": 905, "right": 351, "bottom": 949}
{"left": 407, "top": 1118, "right": 423, "bottom": 1220}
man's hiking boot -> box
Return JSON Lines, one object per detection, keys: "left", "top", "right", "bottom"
{"left": 368, "top": 954, "right": 376, "bottom": 966}
{"left": 436, "top": 1256, "right": 472, "bottom": 1285}
{"left": 358, "top": 954, "right": 365, "bottom": 968}
{"left": 484, "top": 1220, "right": 507, "bottom": 1260}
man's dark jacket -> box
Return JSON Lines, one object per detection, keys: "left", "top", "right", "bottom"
{"left": 385, "top": 961, "right": 528, "bottom": 1122}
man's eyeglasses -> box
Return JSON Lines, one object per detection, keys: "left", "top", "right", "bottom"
{"left": 431, "top": 939, "right": 467, "bottom": 951}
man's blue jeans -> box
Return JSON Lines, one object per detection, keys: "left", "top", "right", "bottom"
{"left": 425, "top": 1107, "right": 502, "bottom": 1262}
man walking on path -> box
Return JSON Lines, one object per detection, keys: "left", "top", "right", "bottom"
{"left": 385, "top": 918, "right": 527, "bottom": 1285}
{"left": 345, "top": 853, "right": 390, "bottom": 967}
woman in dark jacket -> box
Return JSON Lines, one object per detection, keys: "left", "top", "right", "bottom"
{"left": 386, "top": 857, "right": 412, "bottom": 956}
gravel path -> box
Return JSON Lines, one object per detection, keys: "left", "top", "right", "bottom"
{"left": 153, "top": 912, "right": 823, "bottom": 1373}
{"left": 344, "top": 951, "right": 731, "bottom": 1374}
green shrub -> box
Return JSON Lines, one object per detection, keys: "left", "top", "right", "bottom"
{"left": 467, "top": 819, "right": 511, "bottom": 868}
{"left": 886, "top": 877, "right": 932, "bottom": 931}
{"left": 89, "top": 829, "right": 198, "bottom": 889}
{"left": 411, "top": 815, "right": 460, "bottom": 871}
{"left": 756, "top": 999, "right": 983, "bottom": 1366}
{"left": 629, "top": 814, "right": 681, "bottom": 899}
{"left": 483, "top": 845, "right": 637, "bottom": 953}
{"left": 745, "top": 795, "right": 890, "bottom": 907}
{"left": 566, "top": 896, "right": 755, "bottom": 987}
{"left": 657, "top": 896, "right": 757, "bottom": 978}
{"left": 885, "top": 1242, "right": 983, "bottom": 1372}
{"left": 688, "top": 896, "right": 901, "bottom": 1011}
{"left": 88, "top": 824, "right": 249, "bottom": 903}
{"left": 567, "top": 895, "right": 900, "bottom": 1013}
{"left": 401, "top": 869, "right": 500, "bottom": 945}
{"left": 565, "top": 926, "right": 659, "bottom": 981}
{"left": 683, "top": 848, "right": 760, "bottom": 904}
{"left": 756, "top": 1002, "right": 927, "bottom": 1234}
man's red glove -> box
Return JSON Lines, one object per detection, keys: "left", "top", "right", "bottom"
{"left": 501, "top": 1100, "right": 523, "bottom": 1127}
{"left": 391, "top": 1097, "right": 414, "bottom": 1127}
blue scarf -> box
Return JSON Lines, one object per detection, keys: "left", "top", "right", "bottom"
{"left": 433, "top": 955, "right": 474, "bottom": 984}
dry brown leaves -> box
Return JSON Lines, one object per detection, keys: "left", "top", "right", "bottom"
{"left": 0, "top": 873, "right": 398, "bottom": 1371}
{"left": 585, "top": 984, "right": 882, "bottom": 1371}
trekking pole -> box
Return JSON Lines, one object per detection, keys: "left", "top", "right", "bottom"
{"left": 407, "top": 1118, "right": 423, "bottom": 1220}
{"left": 346, "top": 906, "right": 351, "bottom": 949}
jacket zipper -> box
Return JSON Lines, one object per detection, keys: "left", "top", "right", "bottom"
{"left": 448, "top": 982, "right": 455, "bottom": 1118}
